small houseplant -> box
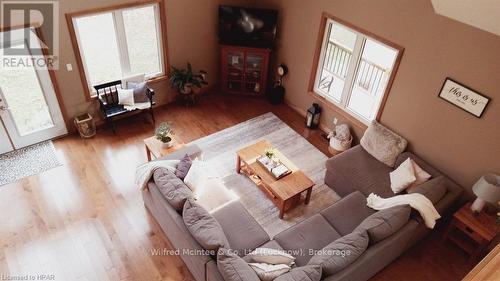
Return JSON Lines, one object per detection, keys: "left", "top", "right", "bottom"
{"left": 155, "top": 122, "right": 174, "bottom": 148}
{"left": 169, "top": 63, "right": 208, "bottom": 95}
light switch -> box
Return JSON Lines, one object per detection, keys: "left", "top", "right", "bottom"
{"left": 66, "top": 63, "right": 73, "bottom": 71}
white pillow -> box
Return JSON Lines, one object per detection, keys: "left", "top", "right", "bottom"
{"left": 390, "top": 158, "right": 416, "bottom": 193}
{"left": 118, "top": 89, "right": 134, "bottom": 106}
{"left": 184, "top": 160, "right": 218, "bottom": 191}
{"left": 249, "top": 263, "right": 290, "bottom": 281}
{"left": 121, "top": 73, "right": 145, "bottom": 89}
{"left": 247, "top": 248, "right": 295, "bottom": 265}
{"left": 410, "top": 159, "right": 431, "bottom": 186}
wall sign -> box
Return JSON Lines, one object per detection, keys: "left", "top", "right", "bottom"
{"left": 438, "top": 78, "right": 490, "bottom": 118}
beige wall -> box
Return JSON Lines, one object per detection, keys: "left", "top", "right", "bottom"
{"left": 258, "top": 0, "right": 500, "bottom": 192}
{"left": 21, "top": 0, "right": 253, "bottom": 123}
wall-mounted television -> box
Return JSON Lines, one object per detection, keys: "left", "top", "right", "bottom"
{"left": 218, "top": 5, "right": 278, "bottom": 49}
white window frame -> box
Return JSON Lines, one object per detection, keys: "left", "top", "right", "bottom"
{"left": 313, "top": 18, "right": 400, "bottom": 125}
{"left": 72, "top": 2, "right": 165, "bottom": 97}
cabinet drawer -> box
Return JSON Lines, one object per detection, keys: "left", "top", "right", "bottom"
{"left": 453, "top": 219, "right": 484, "bottom": 243}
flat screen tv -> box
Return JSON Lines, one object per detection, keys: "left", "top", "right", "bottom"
{"left": 218, "top": 5, "right": 278, "bottom": 49}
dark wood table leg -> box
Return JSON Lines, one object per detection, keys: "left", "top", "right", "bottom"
{"left": 236, "top": 155, "right": 241, "bottom": 173}
{"left": 305, "top": 187, "right": 313, "bottom": 205}
{"left": 279, "top": 201, "right": 285, "bottom": 219}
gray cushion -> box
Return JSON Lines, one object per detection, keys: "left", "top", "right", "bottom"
{"left": 274, "top": 214, "right": 341, "bottom": 266}
{"left": 175, "top": 154, "right": 192, "bottom": 180}
{"left": 355, "top": 205, "right": 411, "bottom": 244}
{"left": 128, "top": 81, "right": 149, "bottom": 103}
{"left": 183, "top": 199, "right": 230, "bottom": 250}
{"left": 213, "top": 201, "right": 270, "bottom": 257}
{"left": 153, "top": 168, "right": 192, "bottom": 211}
{"left": 274, "top": 265, "right": 322, "bottom": 281}
{"left": 360, "top": 120, "right": 407, "bottom": 167}
{"left": 325, "top": 145, "right": 394, "bottom": 198}
{"left": 407, "top": 176, "right": 447, "bottom": 204}
{"left": 308, "top": 230, "right": 369, "bottom": 277}
{"left": 217, "top": 248, "right": 260, "bottom": 281}
{"left": 320, "top": 191, "right": 375, "bottom": 236}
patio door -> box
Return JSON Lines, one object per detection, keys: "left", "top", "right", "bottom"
{"left": 0, "top": 30, "right": 67, "bottom": 153}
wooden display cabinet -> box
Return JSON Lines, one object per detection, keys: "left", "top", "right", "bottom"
{"left": 220, "top": 45, "right": 271, "bottom": 96}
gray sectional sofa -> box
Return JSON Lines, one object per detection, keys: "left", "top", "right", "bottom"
{"left": 142, "top": 144, "right": 463, "bottom": 281}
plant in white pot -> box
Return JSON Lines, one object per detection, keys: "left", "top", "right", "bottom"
{"left": 155, "top": 122, "right": 174, "bottom": 148}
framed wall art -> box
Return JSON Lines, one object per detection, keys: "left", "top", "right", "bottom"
{"left": 438, "top": 78, "right": 490, "bottom": 118}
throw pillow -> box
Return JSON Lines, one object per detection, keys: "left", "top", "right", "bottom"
{"left": 274, "top": 265, "right": 322, "bottom": 281}
{"left": 407, "top": 176, "right": 447, "bottom": 204}
{"left": 175, "top": 154, "right": 193, "bottom": 180}
{"left": 307, "top": 230, "right": 369, "bottom": 277}
{"left": 128, "top": 81, "right": 150, "bottom": 103}
{"left": 355, "top": 205, "right": 411, "bottom": 244}
{"left": 183, "top": 199, "right": 229, "bottom": 250}
{"left": 360, "top": 120, "right": 407, "bottom": 167}
{"left": 153, "top": 168, "right": 192, "bottom": 211}
{"left": 184, "top": 159, "right": 218, "bottom": 191}
{"left": 117, "top": 88, "right": 134, "bottom": 106}
{"left": 217, "top": 248, "right": 260, "bottom": 281}
{"left": 247, "top": 248, "right": 296, "bottom": 265}
{"left": 390, "top": 158, "right": 417, "bottom": 193}
{"left": 409, "top": 159, "right": 432, "bottom": 186}
{"left": 248, "top": 263, "right": 291, "bottom": 281}
{"left": 121, "top": 73, "right": 145, "bottom": 89}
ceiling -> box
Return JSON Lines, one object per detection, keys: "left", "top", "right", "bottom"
{"left": 431, "top": 0, "right": 500, "bottom": 37}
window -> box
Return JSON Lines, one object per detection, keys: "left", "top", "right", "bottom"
{"left": 67, "top": 1, "right": 166, "bottom": 98}
{"left": 312, "top": 16, "right": 402, "bottom": 124}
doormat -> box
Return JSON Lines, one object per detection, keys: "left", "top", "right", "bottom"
{"left": 0, "top": 141, "right": 61, "bottom": 186}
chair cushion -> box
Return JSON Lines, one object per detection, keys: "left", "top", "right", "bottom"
{"left": 212, "top": 201, "right": 270, "bottom": 257}
{"left": 217, "top": 248, "right": 260, "bottom": 281}
{"left": 274, "top": 214, "right": 341, "bottom": 266}
{"left": 360, "top": 120, "right": 407, "bottom": 167}
{"left": 153, "top": 168, "right": 192, "bottom": 211}
{"left": 320, "top": 191, "right": 375, "bottom": 236}
{"left": 175, "top": 154, "right": 193, "bottom": 180}
{"left": 355, "top": 205, "right": 411, "bottom": 244}
{"left": 274, "top": 265, "right": 322, "bottom": 281}
{"left": 183, "top": 199, "right": 230, "bottom": 251}
{"left": 407, "top": 176, "right": 447, "bottom": 205}
{"left": 308, "top": 230, "right": 369, "bottom": 277}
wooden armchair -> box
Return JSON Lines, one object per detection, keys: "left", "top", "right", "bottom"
{"left": 94, "top": 80, "right": 155, "bottom": 134}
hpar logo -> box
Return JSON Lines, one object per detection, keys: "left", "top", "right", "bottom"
{"left": 1, "top": 0, "right": 59, "bottom": 69}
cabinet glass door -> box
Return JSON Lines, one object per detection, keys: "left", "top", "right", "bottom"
{"left": 245, "top": 54, "right": 264, "bottom": 94}
{"left": 226, "top": 51, "right": 244, "bottom": 92}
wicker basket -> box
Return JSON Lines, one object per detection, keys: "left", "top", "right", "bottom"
{"left": 329, "top": 134, "right": 353, "bottom": 155}
{"left": 74, "top": 113, "right": 96, "bottom": 138}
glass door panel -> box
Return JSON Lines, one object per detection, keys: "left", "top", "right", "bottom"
{"left": 227, "top": 51, "right": 244, "bottom": 81}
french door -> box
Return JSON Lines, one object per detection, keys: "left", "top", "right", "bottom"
{"left": 0, "top": 28, "right": 67, "bottom": 154}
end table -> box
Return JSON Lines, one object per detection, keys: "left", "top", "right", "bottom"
{"left": 444, "top": 203, "right": 499, "bottom": 262}
{"left": 143, "top": 136, "right": 184, "bottom": 161}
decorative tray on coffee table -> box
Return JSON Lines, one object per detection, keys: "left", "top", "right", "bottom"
{"left": 256, "top": 155, "right": 292, "bottom": 180}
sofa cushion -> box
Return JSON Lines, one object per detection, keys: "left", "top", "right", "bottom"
{"left": 360, "top": 120, "right": 407, "bottom": 167}
{"left": 407, "top": 176, "right": 447, "bottom": 205}
{"left": 355, "top": 205, "right": 411, "bottom": 244}
{"left": 153, "top": 168, "right": 192, "bottom": 211}
{"left": 274, "top": 214, "right": 341, "bottom": 266}
{"left": 274, "top": 265, "right": 322, "bottom": 281}
{"left": 217, "top": 248, "right": 260, "bottom": 281}
{"left": 325, "top": 145, "right": 394, "bottom": 198}
{"left": 183, "top": 199, "right": 230, "bottom": 251}
{"left": 390, "top": 158, "right": 417, "bottom": 193}
{"left": 175, "top": 154, "right": 193, "bottom": 180}
{"left": 308, "top": 230, "right": 369, "bottom": 277}
{"left": 212, "top": 201, "right": 270, "bottom": 256}
{"left": 320, "top": 191, "right": 375, "bottom": 236}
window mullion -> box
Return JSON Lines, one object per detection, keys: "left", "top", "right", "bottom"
{"left": 113, "top": 11, "right": 131, "bottom": 77}
{"left": 340, "top": 35, "right": 365, "bottom": 108}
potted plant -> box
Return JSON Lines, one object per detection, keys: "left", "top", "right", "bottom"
{"left": 155, "top": 122, "right": 174, "bottom": 148}
{"left": 169, "top": 63, "right": 208, "bottom": 96}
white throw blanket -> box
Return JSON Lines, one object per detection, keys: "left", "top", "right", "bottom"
{"left": 135, "top": 160, "right": 180, "bottom": 190}
{"left": 366, "top": 193, "right": 441, "bottom": 229}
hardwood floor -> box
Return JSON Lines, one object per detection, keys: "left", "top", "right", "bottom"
{"left": 0, "top": 94, "right": 475, "bottom": 280}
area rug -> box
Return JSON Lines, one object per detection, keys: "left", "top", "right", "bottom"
{"left": 190, "top": 112, "right": 340, "bottom": 237}
{"left": 0, "top": 141, "right": 61, "bottom": 186}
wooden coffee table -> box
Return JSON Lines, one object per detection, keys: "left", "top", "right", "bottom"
{"left": 143, "top": 136, "right": 185, "bottom": 161}
{"left": 236, "top": 140, "right": 315, "bottom": 219}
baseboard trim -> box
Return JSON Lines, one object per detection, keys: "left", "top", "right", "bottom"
{"left": 284, "top": 98, "right": 331, "bottom": 134}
